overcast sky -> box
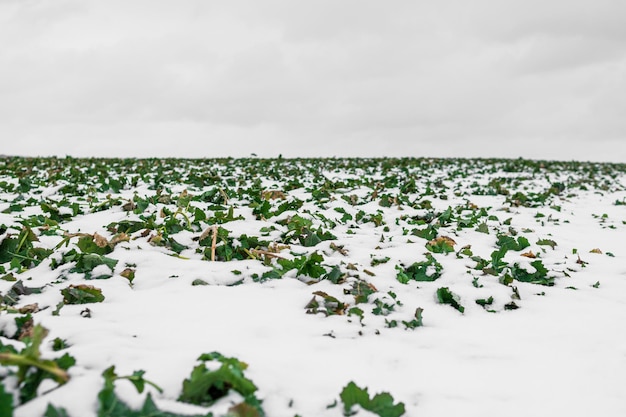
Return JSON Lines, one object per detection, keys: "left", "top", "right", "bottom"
{"left": 1, "top": 0, "right": 625, "bottom": 162}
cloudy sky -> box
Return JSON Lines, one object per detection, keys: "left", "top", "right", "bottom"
{"left": 1, "top": 0, "right": 625, "bottom": 162}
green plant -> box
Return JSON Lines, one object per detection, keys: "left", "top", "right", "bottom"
{"left": 402, "top": 308, "right": 424, "bottom": 329}
{"left": 0, "top": 226, "right": 53, "bottom": 272}
{"left": 271, "top": 252, "right": 327, "bottom": 280}
{"left": 305, "top": 291, "right": 347, "bottom": 316}
{"left": 60, "top": 284, "right": 105, "bottom": 304}
{"left": 95, "top": 366, "right": 213, "bottom": 417}
{"left": 0, "top": 324, "right": 75, "bottom": 405}
{"left": 436, "top": 287, "right": 465, "bottom": 313}
{"left": 339, "top": 381, "right": 405, "bottom": 417}
{"left": 510, "top": 260, "right": 554, "bottom": 286}
{"left": 179, "top": 352, "right": 263, "bottom": 416}
{"left": 425, "top": 236, "right": 456, "bottom": 254}
{"left": 395, "top": 254, "right": 443, "bottom": 283}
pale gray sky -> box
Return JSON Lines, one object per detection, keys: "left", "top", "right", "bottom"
{"left": 1, "top": 0, "right": 625, "bottom": 161}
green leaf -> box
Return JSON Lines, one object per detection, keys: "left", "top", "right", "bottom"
{"left": 347, "top": 280, "right": 377, "bottom": 304}
{"left": 0, "top": 383, "right": 13, "bottom": 417}
{"left": 167, "top": 237, "right": 187, "bottom": 254}
{"left": 425, "top": 237, "right": 455, "bottom": 254}
{"left": 55, "top": 353, "right": 76, "bottom": 371}
{"left": 340, "top": 381, "right": 405, "bottom": 417}
{"left": 402, "top": 308, "right": 424, "bottom": 329}
{"left": 340, "top": 382, "right": 370, "bottom": 414}
{"left": 0, "top": 234, "right": 19, "bottom": 264}
{"left": 287, "top": 252, "right": 326, "bottom": 279}
{"left": 536, "top": 239, "right": 557, "bottom": 249}
{"left": 368, "top": 392, "right": 406, "bottom": 417}
{"left": 61, "top": 285, "right": 105, "bottom": 304}
{"left": 475, "top": 296, "right": 494, "bottom": 308}
{"left": 127, "top": 370, "right": 148, "bottom": 393}
{"left": 370, "top": 256, "right": 390, "bottom": 267}
{"left": 70, "top": 253, "right": 118, "bottom": 279}
{"left": 177, "top": 190, "right": 192, "bottom": 209}
{"left": 436, "top": 287, "right": 465, "bottom": 313}
{"left": 504, "top": 301, "right": 519, "bottom": 310}
{"left": 437, "top": 206, "right": 454, "bottom": 226}
{"left": 348, "top": 307, "right": 364, "bottom": 322}
{"left": 490, "top": 247, "right": 508, "bottom": 273}
{"left": 1, "top": 280, "right": 43, "bottom": 306}
{"left": 395, "top": 254, "right": 443, "bottom": 283}
{"left": 302, "top": 232, "right": 322, "bottom": 247}
{"left": 77, "top": 235, "right": 111, "bottom": 255}
{"left": 411, "top": 225, "right": 438, "bottom": 240}
{"left": 193, "top": 207, "right": 207, "bottom": 223}
{"left": 179, "top": 352, "right": 262, "bottom": 414}
{"left": 510, "top": 260, "right": 553, "bottom": 286}
{"left": 306, "top": 291, "right": 346, "bottom": 316}
{"left": 107, "top": 220, "right": 146, "bottom": 234}
{"left": 98, "top": 368, "right": 186, "bottom": 417}
{"left": 1, "top": 272, "right": 16, "bottom": 281}
{"left": 496, "top": 235, "right": 530, "bottom": 251}
{"left": 0, "top": 226, "right": 52, "bottom": 271}
{"left": 323, "top": 266, "right": 344, "bottom": 284}
{"left": 0, "top": 324, "right": 73, "bottom": 405}
{"left": 44, "top": 404, "right": 70, "bottom": 417}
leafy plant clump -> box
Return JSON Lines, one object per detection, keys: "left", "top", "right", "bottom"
{"left": 60, "top": 284, "right": 105, "bottom": 304}
{"left": 339, "top": 381, "right": 405, "bottom": 417}
{"left": 91, "top": 366, "right": 217, "bottom": 417}
{"left": 0, "top": 324, "right": 75, "bottom": 408}
{"left": 395, "top": 254, "right": 443, "bottom": 283}
{"left": 436, "top": 287, "right": 465, "bottom": 313}
{"left": 425, "top": 236, "right": 456, "bottom": 254}
{"left": 179, "top": 352, "right": 264, "bottom": 416}
{"left": 0, "top": 226, "right": 53, "bottom": 273}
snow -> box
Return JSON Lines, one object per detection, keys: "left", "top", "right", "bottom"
{"left": 1, "top": 158, "right": 626, "bottom": 417}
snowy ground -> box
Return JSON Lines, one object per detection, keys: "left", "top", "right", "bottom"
{"left": 0, "top": 157, "right": 625, "bottom": 417}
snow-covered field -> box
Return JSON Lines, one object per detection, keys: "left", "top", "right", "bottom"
{"left": 1, "top": 157, "right": 625, "bottom": 417}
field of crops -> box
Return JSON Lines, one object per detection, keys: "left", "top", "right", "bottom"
{"left": 1, "top": 156, "right": 625, "bottom": 417}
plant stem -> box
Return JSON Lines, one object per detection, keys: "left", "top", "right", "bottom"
{"left": 0, "top": 352, "right": 69, "bottom": 383}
